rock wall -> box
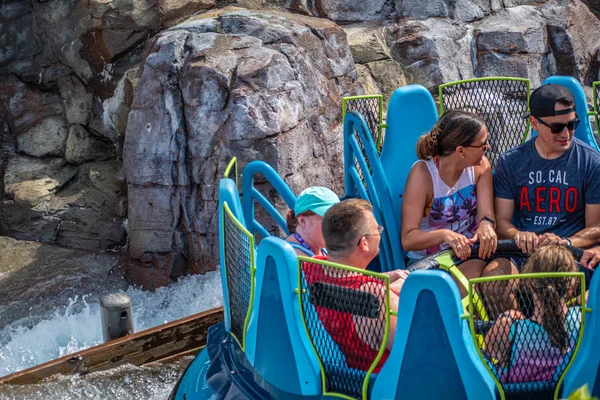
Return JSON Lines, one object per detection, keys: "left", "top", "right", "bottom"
{"left": 123, "top": 8, "right": 356, "bottom": 287}
{"left": 1, "top": 0, "right": 600, "bottom": 288}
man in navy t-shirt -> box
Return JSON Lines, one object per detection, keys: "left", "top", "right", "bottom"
{"left": 486, "top": 84, "right": 600, "bottom": 276}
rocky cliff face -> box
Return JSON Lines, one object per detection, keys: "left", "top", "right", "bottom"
{"left": 123, "top": 8, "right": 355, "bottom": 286}
{"left": 1, "top": 0, "right": 600, "bottom": 289}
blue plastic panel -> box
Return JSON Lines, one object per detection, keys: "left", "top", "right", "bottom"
{"left": 343, "top": 111, "right": 401, "bottom": 272}
{"left": 561, "top": 268, "right": 600, "bottom": 396}
{"left": 380, "top": 85, "right": 438, "bottom": 258}
{"left": 371, "top": 270, "right": 496, "bottom": 400}
{"left": 244, "top": 237, "right": 321, "bottom": 396}
{"left": 241, "top": 161, "right": 296, "bottom": 239}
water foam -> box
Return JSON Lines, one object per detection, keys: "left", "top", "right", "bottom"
{"left": 0, "top": 271, "right": 222, "bottom": 377}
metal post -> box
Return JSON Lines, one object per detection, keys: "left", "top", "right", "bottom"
{"left": 100, "top": 293, "right": 134, "bottom": 342}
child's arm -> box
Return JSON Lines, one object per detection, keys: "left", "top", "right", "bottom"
{"left": 485, "top": 310, "right": 525, "bottom": 366}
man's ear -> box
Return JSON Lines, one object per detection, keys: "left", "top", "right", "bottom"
{"left": 297, "top": 215, "right": 306, "bottom": 227}
{"left": 529, "top": 116, "right": 538, "bottom": 130}
{"left": 357, "top": 235, "right": 368, "bottom": 252}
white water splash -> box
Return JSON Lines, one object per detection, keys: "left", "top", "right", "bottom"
{"left": 0, "top": 359, "right": 191, "bottom": 400}
{"left": 0, "top": 271, "right": 222, "bottom": 377}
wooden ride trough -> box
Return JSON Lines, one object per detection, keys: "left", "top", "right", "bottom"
{"left": 0, "top": 306, "right": 223, "bottom": 386}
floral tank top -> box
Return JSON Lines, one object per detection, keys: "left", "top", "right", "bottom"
{"left": 407, "top": 158, "right": 478, "bottom": 260}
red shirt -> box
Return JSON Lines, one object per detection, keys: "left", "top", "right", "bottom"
{"left": 302, "top": 256, "right": 390, "bottom": 373}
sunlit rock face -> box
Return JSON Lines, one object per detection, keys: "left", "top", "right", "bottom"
{"left": 124, "top": 8, "right": 359, "bottom": 286}
{"left": 2, "top": 0, "right": 600, "bottom": 290}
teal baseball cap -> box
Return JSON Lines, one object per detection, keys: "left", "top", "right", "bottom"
{"left": 294, "top": 187, "right": 340, "bottom": 217}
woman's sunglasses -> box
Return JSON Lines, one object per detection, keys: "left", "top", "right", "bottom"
{"left": 465, "top": 139, "right": 490, "bottom": 151}
{"left": 535, "top": 116, "right": 580, "bottom": 134}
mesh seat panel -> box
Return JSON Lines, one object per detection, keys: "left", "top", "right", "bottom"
{"left": 223, "top": 202, "right": 255, "bottom": 349}
{"left": 440, "top": 79, "right": 530, "bottom": 169}
{"left": 299, "top": 258, "right": 390, "bottom": 399}
{"left": 469, "top": 274, "right": 584, "bottom": 400}
{"left": 343, "top": 96, "right": 383, "bottom": 189}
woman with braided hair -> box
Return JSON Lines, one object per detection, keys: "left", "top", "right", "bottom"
{"left": 485, "top": 245, "right": 582, "bottom": 384}
{"left": 401, "top": 110, "right": 497, "bottom": 295}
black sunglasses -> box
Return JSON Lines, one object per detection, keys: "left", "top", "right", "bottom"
{"left": 535, "top": 116, "right": 580, "bottom": 134}
{"left": 465, "top": 139, "right": 490, "bottom": 151}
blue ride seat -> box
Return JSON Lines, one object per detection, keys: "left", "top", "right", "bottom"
{"left": 380, "top": 85, "right": 439, "bottom": 236}
{"left": 244, "top": 237, "right": 376, "bottom": 398}
{"left": 561, "top": 268, "right": 600, "bottom": 397}
{"left": 371, "top": 270, "right": 496, "bottom": 400}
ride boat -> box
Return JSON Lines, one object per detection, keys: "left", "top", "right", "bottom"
{"left": 169, "top": 76, "right": 600, "bottom": 400}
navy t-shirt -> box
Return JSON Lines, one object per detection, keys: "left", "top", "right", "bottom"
{"left": 494, "top": 137, "right": 600, "bottom": 237}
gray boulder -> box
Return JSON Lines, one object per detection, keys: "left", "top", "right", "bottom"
{"left": 289, "top": 0, "right": 395, "bottom": 22}
{"left": 17, "top": 116, "right": 68, "bottom": 158}
{"left": 65, "top": 125, "right": 114, "bottom": 165}
{"left": 385, "top": 18, "right": 473, "bottom": 89}
{"left": 59, "top": 75, "right": 93, "bottom": 126}
{"left": 542, "top": 0, "right": 600, "bottom": 81}
{"left": 1, "top": 157, "right": 126, "bottom": 250}
{"left": 2, "top": 156, "right": 78, "bottom": 242}
{"left": 473, "top": 6, "right": 547, "bottom": 87}
{"left": 0, "top": 0, "right": 45, "bottom": 81}
{"left": 396, "top": 0, "right": 490, "bottom": 22}
{"left": 124, "top": 8, "right": 358, "bottom": 286}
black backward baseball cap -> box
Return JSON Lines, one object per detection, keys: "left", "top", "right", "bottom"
{"left": 523, "top": 84, "right": 576, "bottom": 118}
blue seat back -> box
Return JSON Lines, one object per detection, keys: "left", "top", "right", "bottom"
{"left": 562, "top": 269, "right": 600, "bottom": 397}
{"left": 344, "top": 111, "right": 399, "bottom": 271}
{"left": 381, "top": 85, "right": 438, "bottom": 268}
{"left": 244, "top": 237, "right": 321, "bottom": 396}
{"left": 534, "top": 76, "right": 599, "bottom": 150}
{"left": 381, "top": 85, "right": 438, "bottom": 231}
{"left": 371, "top": 270, "right": 496, "bottom": 400}
{"left": 241, "top": 160, "right": 296, "bottom": 239}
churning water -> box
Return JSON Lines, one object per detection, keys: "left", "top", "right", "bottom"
{"left": 0, "top": 271, "right": 223, "bottom": 399}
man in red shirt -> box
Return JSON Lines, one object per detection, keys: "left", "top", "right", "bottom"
{"left": 302, "top": 199, "right": 408, "bottom": 371}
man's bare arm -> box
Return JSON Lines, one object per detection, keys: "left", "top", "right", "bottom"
{"left": 495, "top": 197, "right": 518, "bottom": 239}
{"left": 495, "top": 197, "right": 539, "bottom": 253}
{"left": 566, "top": 204, "right": 600, "bottom": 248}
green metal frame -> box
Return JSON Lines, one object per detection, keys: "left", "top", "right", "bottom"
{"left": 433, "top": 251, "right": 489, "bottom": 321}
{"left": 342, "top": 94, "right": 386, "bottom": 151}
{"left": 224, "top": 157, "right": 239, "bottom": 187}
{"left": 467, "top": 272, "right": 588, "bottom": 400}
{"left": 222, "top": 201, "right": 256, "bottom": 351}
{"left": 296, "top": 256, "right": 395, "bottom": 400}
{"left": 592, "top": 81, "right": 600, "bottom": 133}
{"left": 439, "top": 77, "right": 532, "bottom": 145}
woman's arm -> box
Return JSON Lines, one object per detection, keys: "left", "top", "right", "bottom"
{"left": 474, "top": 158, "right": 497, "bottom": 259}
{"left": 475, "top": 157, "right": 494, "bottom": 222}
